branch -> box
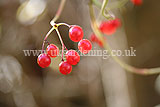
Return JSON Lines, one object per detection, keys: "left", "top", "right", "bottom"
{"left": 89, "top": 1, "right": 160, "bottom": 75}
{"left": 93, "top": 0, "right": 129, "bottom": 20}
{"left": 100, "top": 0, "right": 113, "bottom": 20}
{"left": 51, "top": 0, "right": 66, "bottom": 23}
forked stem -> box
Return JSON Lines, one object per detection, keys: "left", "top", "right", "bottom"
{"left": 41, "top": 0, "right": 67, "bottom": 59}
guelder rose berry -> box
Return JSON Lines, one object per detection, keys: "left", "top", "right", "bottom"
{"left": 90, "top": 34, "right": 104, "bottom": 47}
{"left": 37, "top": 54, "right": 51, "bottom": 68}
{"left": 59, "top": 61, "right": 72, "bottom": 75}
{"left": 78, "top": 39, "right": 92, "bottom": 54}
{"left": 66, "top": 50, "right": 80, "bottom": 65}
{"left": 131, "top": 0, "right": 142, "bottom": 5}
{"left": 113, "top": 18, "right": 121, "bottom": 28}
{"left": 69, "top": 25, "right": 83, "bottom": 42}
{"left": 99, "top": 18, "right": 121, "bottom": 35}
{"left": 90, "top": 33, "right": 98, "bottom": 42}
{"left": 46, "top": 44, "right": 59, "bottom": 58}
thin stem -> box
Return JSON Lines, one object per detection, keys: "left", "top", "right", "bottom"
{"left": 100, "top": 0, "right": 113, "bottom": 20}
{"left": 89, "top": 2, "right": 160, "bottom": 75}
{"left": 51, "top": 0, "right": 66, "bottom": 23}
{"left": 93, "top": 0, "right": 128, "bottom": 10}
{"left": 55, "top": 28, "right": 65, "bottom": 61}
{"left": 45, "top": 40, "right": 50, "bottom": 45}
{"left": 42, "top": 27, "right": 55, "bottom": 52}
{"left": 93, "top": 0, "right": 128, "bottom": 20}
{"left": 107, "top": 0, "right": 128, "bottom": 10}
{"left": 92, "top": 0, "right": 102, "bottom": 8}
{"left": 64, "top": 46, "right": 68, "bottom": 50}
{"left": 57, "top": 23, "right": 71, "bottom": 28}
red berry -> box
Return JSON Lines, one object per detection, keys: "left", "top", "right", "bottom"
{"left": 131, "top": 0, "right": 142, "bottom": 5}
{"left": 113, "top": 18, "right": 121, "bottom": 28}
{"left": 59, "top": 61, "right": 72, "bottom": 75}
{"left": 99, "top": 19, "right": 121, "bottom": 35}
{"left": 65, "top": 50, "right": 80, "bottom": 65}
{"left": 90, "top": 34, "right": 105, "bottom": 48}
{"left": 37, "top": 53, "right": 51, "bottom": 68}
{"left": 69, "top": 25, "right": 83, "bottom": 42}
{"left": 97, "top": 40, "right": 103, "bottom": 47}
{"left": 46, "top": 44, "right": 59, "bottom": 58}
{"left": 90, "top": 33, "right": 98, "bottom": 42}
{"left": 78, "top": 39, "right": 92, "bottom": 54}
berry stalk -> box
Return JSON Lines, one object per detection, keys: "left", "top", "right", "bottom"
{"left": 57, "top": 23, "right": 71, "bottom": 28}
{"left": 42, "top": 27, "right": 55, "bottom": 52}
{"left": 55, "top": 28, "right": 65, "bottom": 61}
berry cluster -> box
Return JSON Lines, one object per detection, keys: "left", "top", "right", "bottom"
{"left": 99, "top": 18, "right": 121, "bottom": 35}
{"left": 90, "top": 18, "right": 121, "bottom": 47}
{"left": 37, "top": 23, "right": 92, "bottom": 75}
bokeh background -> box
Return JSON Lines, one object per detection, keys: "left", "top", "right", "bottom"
{"left": 0, "top": 0, "right": 160, "bottom": 107}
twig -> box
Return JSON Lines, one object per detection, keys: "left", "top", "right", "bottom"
{"left": 51, "top": 0, "right": 66, "bottom": 23}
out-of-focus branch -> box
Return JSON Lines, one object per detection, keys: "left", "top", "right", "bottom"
{"left": 100, "top": 0, "right": 114, "bottom": 20}
{"left": 51, "top": 0, "right": 66, "bottom": 23}
{"left": 89, "top": 1, "right": 160, "bottom": 75}
{"left": 92, "top": 0, "right": 102, "bottom": 8}
{"left": 93, "top": 0, "right": 128, "bottom": 19}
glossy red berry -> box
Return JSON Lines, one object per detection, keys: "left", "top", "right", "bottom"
{"left": 46, "top": 44, "right": 59, "bottom": 58}
{"left": 131, "top": 0, "right": 142, "bottom": 5}
{"left": 66, "top": 50, "right": 80, "bottom": 65}
{"left": 99, "top": 18, "right": 121, "bottom": 35}
{"left": 69, "top": 25, "right": 83, "bottom": 42}
{"left": 59, "top": 61, "right": 72, "bottom": 75}
{"left": 78, "top": 39, "right": 92, "bottom": 54}
{"left": 37, "top": 53, "right": 51, "bottom": 68}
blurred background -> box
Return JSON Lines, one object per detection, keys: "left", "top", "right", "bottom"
{"left": 0, "top": 0, "right": 160, "bottom": 107}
